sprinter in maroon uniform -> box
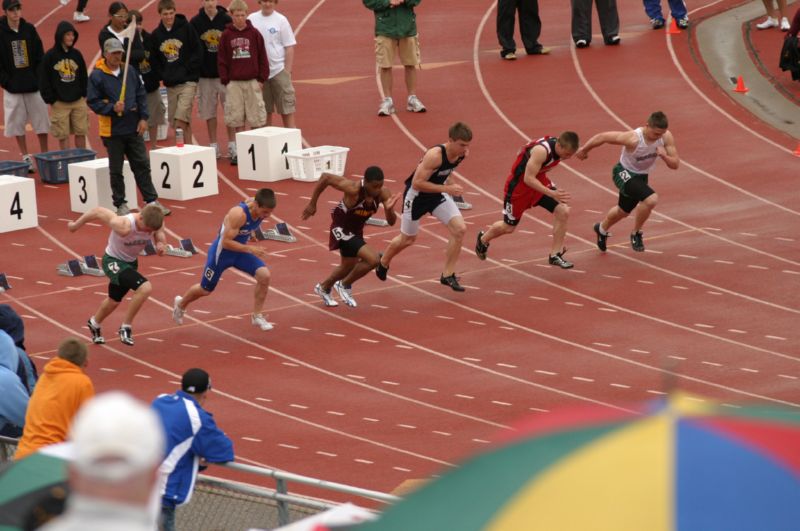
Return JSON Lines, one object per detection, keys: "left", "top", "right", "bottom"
{"left": 302, "top": 167, "right": 399, "bottom": 308}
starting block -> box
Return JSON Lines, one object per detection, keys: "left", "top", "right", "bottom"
{"left": 57, "top": 256, "right": 105, "bottom": 277}
{"left": 0, "top": 273, "right": 11, "bottom": 292}
{"left": 366, "top": 218, "right": 389, "bottom": 227}
{"left": 452, "top": 195, "right": 473, "bottom": 210}
{"left": 141, "top": 239, "right": 198, "bottom": 257}
{"left": 253, "top": 222, "right": 296, "bottom": 243}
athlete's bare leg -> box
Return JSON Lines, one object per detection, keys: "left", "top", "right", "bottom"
{"left": 93, "top": 297, "right": 120, "bottom": 324}
{"left": 550, "top": 203, "right": 570, "bottom": 255}
{"left": 341, "top": 246, "right": 381, "bottom": 286}
{"left": 632, "top": 193, "right": 658, "bottom": 233}
{"left": 121, "top": 281, "right": 152, "bottom": 325}
{"left": 176, "top": 283, "right": 212, "bottom": 312}
{"left": 380, "top": 233, "right": 415, "bottom": 269}
{"left": 599, "top": 205, "right": 628, "bottom": 233}
{"left": 442, "top": 216, "right": 467, "bottom": 277}
{"left": 480, "top": 220, "right": 515, "bottom": 245}
{"left": 252, "top": 266, "right": 271, "bottom": 315}
{"left": 320, "top": 258, "right": 357, "bottom": 291}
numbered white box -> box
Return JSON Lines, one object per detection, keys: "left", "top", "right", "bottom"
{"left": 150, "top": 145, "right": 218, "bottom": 201}
{"left": 68, "top": 159, "right": 140, "bottom": 214}
{"left": 0, "top": 175, "right": 38, "bottom": 233}
{"left": 236, "top": 127, "right": 301, "bottom": 182}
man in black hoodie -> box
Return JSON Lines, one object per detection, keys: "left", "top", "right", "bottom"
{"left": 0, "top": 0, "right": 50, "bottom": 172}
{"left": 191, "top": 0, "right": 234, "bottom": 160}
{"left": 130, "top": 9, "right": 164, "bottom": 150}
{"left": 39, "top": 21, "right": 89, "bottom": 150}
{"left": 151, "top": 0, "right": 202, "bottom": 145}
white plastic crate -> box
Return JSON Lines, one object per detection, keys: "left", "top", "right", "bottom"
{"left": 286, "top": 146, "right": 349, "bottom": 182}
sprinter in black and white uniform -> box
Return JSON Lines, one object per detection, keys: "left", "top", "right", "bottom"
{"left": 375, "top": 122, "right": 472, "bottom": 292}
{"left": 576, "top": 111, "right": 679, "bottom": 253}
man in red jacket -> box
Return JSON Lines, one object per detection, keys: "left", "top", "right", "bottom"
{"left": 217, "top": 0, "right": 268, "bottom": 165}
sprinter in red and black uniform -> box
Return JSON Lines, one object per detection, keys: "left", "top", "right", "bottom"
{"left": 475, "top": 131, "right": 579, "bottom": 269}
{"left": 302, "top": 167, "right": 399, "bottom": 308}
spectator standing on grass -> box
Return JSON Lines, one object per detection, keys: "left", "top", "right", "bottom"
{"left": 153, "top": 368, "right": 234, "bottom": 531}
{"left": 363, "top": 0, "right": 426, "bottom": 116}
{"left": 39, "top": 392, "right": 166, "bottom": 531}
{"left": 151, "top": 0, "right": 202, "bottom": 145}
{"left": 15, "top": 338, "right": 94, "bottom": 459}
{"left": 129, "top": 9, "right": 165, "bottom": 150}
{"left": 191, "top": 0, "right": 235, "bottom": 159}
{"left": 39, "top": 21, "right": 89, "bottom": 150}
{"left": 248, "top": 0, "right": 297, "bottom": 128}
{"left": 0, "top": 0, "right": 50, "bottom": 173}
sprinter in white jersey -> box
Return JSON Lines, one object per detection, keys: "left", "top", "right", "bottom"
{"left": 576, "top": 111, "right": 679, "bottom": 253}
{"left": 68, "top": 205, "right": 167, "bottom": 346}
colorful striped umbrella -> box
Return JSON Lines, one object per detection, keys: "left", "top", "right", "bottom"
{"left": 351, "top": 394, "right": 800, "bottom": 531}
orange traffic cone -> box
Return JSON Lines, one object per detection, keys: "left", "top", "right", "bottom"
{"left": 667, "top": 18, "right": 681, "bottom": 34}
{"left": 793, "top": 143, "right": 800, "bottom": 156}
{"left": 733, "top": 76, "right": 749, "bottom": 93}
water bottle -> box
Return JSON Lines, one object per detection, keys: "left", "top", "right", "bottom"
{"left": 176, "top": 128, "right": 184, "bottom": 148}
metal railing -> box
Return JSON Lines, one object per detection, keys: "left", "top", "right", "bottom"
{"left": 0, "top": 436, "right": 398, "bottom": 529}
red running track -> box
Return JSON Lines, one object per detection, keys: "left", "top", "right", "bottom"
{"left": 1, "top": 0, "right": 798, "bottom": 498}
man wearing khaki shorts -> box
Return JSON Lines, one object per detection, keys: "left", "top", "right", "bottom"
{"left": 364, "top": 0, "right": 426, "bottom": 116}
{"left": 151, "top": 0, "right": 202, "bottom": 145}
{"left": 248, "top": 0, "right": 297, "bottom": 128}
{"left": 39, "top": 21, "right": 89, "bottom": 149}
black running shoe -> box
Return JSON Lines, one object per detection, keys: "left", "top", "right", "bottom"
{"left": 375, "top": 254, "right": 388, "bottom": 281}
{"left": 593, "top": 223, "right": 608, "bottom": 252}
{"left": 548, "top": 250, "right": 574, "bottom": 269}
{"left": 475, "top": 230, "right": 489, "bottom": 260}
{"left": 118, "top": 326, "right": 134, "bottom": 346}
{"left": 87, "top": 318, "right": 105, "bottom": 344}
{"left": 440, "top": 273, "right": 465, "bottom": 292}
{"left": 631, "top": 231, "right": 645, "bottom": 252}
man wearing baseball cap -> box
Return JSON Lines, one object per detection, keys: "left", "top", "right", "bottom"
{"left": 151, "top": 368, "right": 234, "bottom": 531}
{"left": 40, "top": 392, "right": 165, "bottom": 531}
{"left": 87, "top": 37, "right": 170, "bottom": 217}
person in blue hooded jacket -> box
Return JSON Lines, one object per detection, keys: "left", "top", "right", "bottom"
{"left": 0, "top": 329, "right": 30, "bottom": 438}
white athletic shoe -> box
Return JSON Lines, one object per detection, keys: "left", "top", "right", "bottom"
{"left": 406, "top": 95, "right": 426, "bottom": 113}
{"left": 333, "top": 281, "right": 357, "bottom": 307}
{"left": 780, "top": 16, "right": 790, "bottom": 31}
{"left": 172, "top": 296, "right": 185, "bottom": 325}
{"left": 59, "top": 0, "right": 69, "bottom": 5}
{"left": 756, "top": 16, "right": 778, "bottom": 29}
{"left": 314, "top": 283, "right": 338, "bottom": 307}
{"left": 377, "top": 97, "right": 395, "bottom": 116}
{"left": 210, "top": 142, "right": 221, "bottom": 159}
{"left": 251, "top": 314, "right": 274, "bottom": 331}
{"left": 73, "top": 11, "right": 90, "bottom": 22}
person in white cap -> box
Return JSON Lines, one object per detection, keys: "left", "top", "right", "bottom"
{"left": 40, "top": 391, "right": 166, "bottom": 531}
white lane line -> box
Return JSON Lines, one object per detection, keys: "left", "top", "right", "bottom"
{"left": 706, "top": 291, "right": 723, "bottom": 296}
{"left": 598, "top": 307, "right": 618, "bottom": 312}
{"left": 402, "top": 309, "right": 419, "bottom": 314}
{"left": 100, "top": 367, "right": 116, "bottom": 372}
{"left": 678, "top": 254, "right": 697, "bottom": 259}
{"left": 610, "top": 383, "right": 630, "bottom": 389}
{"left": 36, "top": 281, "right": 52, "bottom": 286}
{"left": 282, "top": 362, "right": 299, "bottom": 367}
{"left": 393, "top": 466, "right": 412, "bottom": 472}
{"left": 714, "top": 260, "right": 734, "bottom": 265}
{"left": 381, "top": 380, "right": 400, "bottom": 386}
{"left": 395, "top": 274, "right": 414, "bottom": 279}
{"left": 316, "top": 451, "right": 337, "bottom": 457}
{"left": 492, "top": 400, "right": 512, "bottom": 406}
{"left": 499, "top": 326, "right": 514, "bottom": 330}
{"left": 630, "top": 348, "right": 650, "bottom": 354}
{"left": 668, "top": 355, "right": 687, "bottom": 360}
{"left": 432, "top": 431, "right": 451, "bottom": 436}
{"left": 636, "top": 280, "right": 655, "bottom": 285}
{"left": 192, "top": 309, "right": 211, "bottom": 314}
{"left": 740, "top": 368, "right": 759, "bottom": 373}
{"left": 778, "top": 374, "right": 798, "bottom": 380}
{"left": 134, "top": 374, "right": 151, "bottom": 379}
{"left": 419, "top": 387, "right": 438, "bottom": 393}
{"left": 535, "top": 370, "right": 557, "bottom": 376}
{"left": 211, "top": 349, "right": 229, "bottom": 354}
{"left": 346, "top": 374, "right": 365, "bottom": 380}
{"left": 529, "top": 295, "right": 549, "bottom": 301}
{"left": 494, "top": 290, "right": 514, "bottom": 296}
{"left": 497, "top": 363, "right": 516, "bottom": 369}
{"left": 362, "top": 417, "right": 379, "bottom": 422}
{"left": 602, "top": 274, "right": 621, "bottom": 279}
{"left": 327, "top": 410, "right": 345, "bottom": 416}
{"left": 765, "top": 335, "right": 787, "bottom": 341}
{"left": 455, "top": 394, "right": 474, "bottom": 399}
{"left": 573, "top": 376, "right": 595, "bottom": 382}
{"left": 354, "top": 459, "right": 373, "bottom": 465}
{"left": 325, "top": 332, "right": 345, "bottom": 337}
{"left": 529, "top": 407, "right": 549, "bottom": 413}
{"left": 645, "top": 249, "right": 663, "bottom": 254}
{"left": 747, "top": 264, "right": 768, "bottom": 270}
{"left": 468, "top": 320, "right": 486, "bottom": 326}
{"left": 782, "top": 270, "right": 800, "bottom": 276}
{"left": 727, "top": 329, "right": 747, "bottom": 334}
{"left": 686, "top": 396, "right": 706, "bottom": 403}
{"left": 775, "top": 236, "right": 795, "bottom": 242}
{"left": 371, "top": 304, "right": 389, "bottom": 309}
{"left": 672, "top": 285, "right": 689, "bottom": 290}
{"left": 702, "top": 361, "right": 723, "bottom": 367}
{"left": 647, "top": 390, "right": 667, "bottom": 395}
{"left": 593, "top": 342, "right": 611, "bottom": 348}
{"left": 242, "top": 437, "right": 262, "bottom": 442}
{"left": 255, "top": 397, "right": 272, "bottom": 402}
{"left": 395, "top": 344, "right": 413, "bottom": 349}
{"left": 398, "top": 424, "right": 416, "bottom": 429}
{"left": 39, "top": 247, "right": 53, "bottom": 252}
{"left": 359, "top": 338, "right": 379, "bottom": 344}
{"left": 472, "top": 439, "right": 490, "bottom": 444}
{"left": 463, "top": 357, "right": 481, "bottom": 362}
{"left": 435, "top": 315, "right": 455, "bottom": 320}
{"left": 694, "top": 323, "right": 715, "bottom": 329}
{"left": 289, "top": 404, "right": 308, "bottom": 409}
{"left": 247, "top": 355, "right": 264, "bottom": 361}
{"left": 278, "top": 443, "right": 299, "bottom": 450}
{"left": 565, "top": 301, "right": 584, "bottom": 307}
{"left": 298, "top": 258, "right": 317, "bottom": 263}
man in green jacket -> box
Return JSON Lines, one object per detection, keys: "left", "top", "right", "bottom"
{"left": 363, "top": 0, "right": 426, "bottom": 116}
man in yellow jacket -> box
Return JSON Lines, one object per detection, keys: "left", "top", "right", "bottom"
{"left": 15, "top": 337, "right": 94, "bottom": 459}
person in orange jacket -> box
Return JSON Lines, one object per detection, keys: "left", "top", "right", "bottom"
{"left": 15, "top": 337, "right": 94, "bottom": 459}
